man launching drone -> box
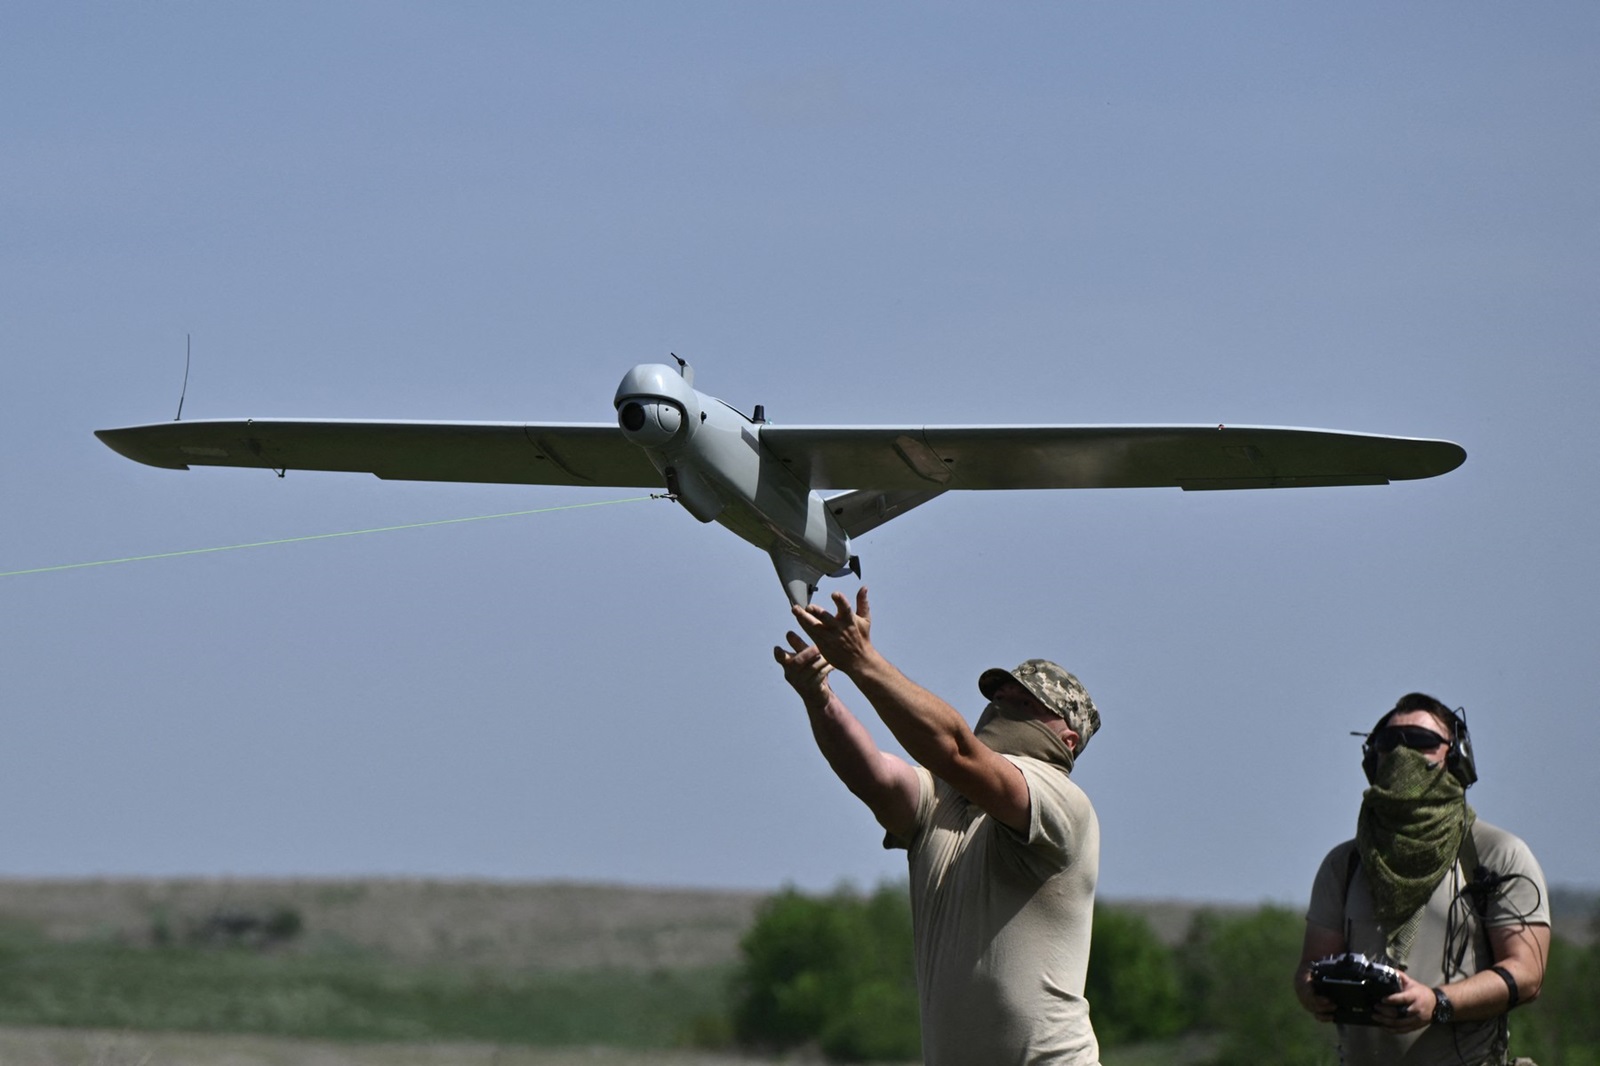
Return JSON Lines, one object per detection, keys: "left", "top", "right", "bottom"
{"left": 1295, "top": 693, "right": 1550, "bottom": 1065}
{"left": 775, "top": 587, "right": 1103, "bottom": 1065}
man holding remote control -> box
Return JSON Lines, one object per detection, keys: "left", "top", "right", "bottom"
{"left": 1294, "top": 693, "right": 1551, "bottom": 1064}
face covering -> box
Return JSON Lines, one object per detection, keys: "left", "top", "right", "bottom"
{"left": 1355, "top": 746, "right": 1474, "bottom": 965}
{"left": 973, "top": 699, "right": 1075, "bottom": 774}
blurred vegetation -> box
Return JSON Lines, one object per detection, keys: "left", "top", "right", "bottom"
{"left": 728, "top": 885, "right": 1600, "bottom": 1065}
{"left": 0, "top": 917, "right": 728, "bottom": 1049}
{"left": 1084, "top": 906, "right": 1187, "bottom": 1045}
{"left": 1175, "top": 906, "right": 1335, "bottom": 1066}
{"left": 726, "top": 887, "right": 1322, "bottom": 1063}
{"left": 729, "top": 883, "right": 919, "bottom": 1062}
{"left": 0, "top": 884, "right": 1595, "bottom": 1064}
{"left": 1510, "top": 895, "right": 1600, "bottom": 1066}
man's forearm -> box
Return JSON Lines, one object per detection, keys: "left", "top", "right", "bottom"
{"left": 842, "top": 648, "right": 982, "bottom": 774}
{"left": 1438, "top": 923, "right": 1550, "bottom": 1021}
{"left": 790, "top": 587, "right": 972, "bottom": 768}
{"left": 1436, "top": 969, "right": 1513, "bottom": 1022}
{"left": 1437, "top": 958, "right": 1539, "bottom": 1022}
{"left": 804, "top": 688, "right": 914, "bottom": 818}
{"left": 805, "top": 689, "right": 886, "bottom": 788}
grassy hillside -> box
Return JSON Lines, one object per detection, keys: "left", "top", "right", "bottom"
{"left": 0, "top": 878, "right": 763, "bottom": 1053}
{"left": 0, "top": 878, "right": 764, "bottom": 970}
{"left": 3, "top": 878, "right": 1589, "bottom": 962}
{"left": 0, "top": 1026, "right": 783, "bottom": 1066}
{"left": 0, "top": 928, "right": 730, "bottom": 1048}
{"left": 0, "top": 1024, "right": 1197, "bottom": 1066}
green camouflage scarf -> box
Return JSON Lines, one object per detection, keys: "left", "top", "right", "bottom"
{"left": 973, "top": 700, "right": 1075, "bottom": 774}
{"left": 1356, "top": 747, "right": 1475, "bottom": 965}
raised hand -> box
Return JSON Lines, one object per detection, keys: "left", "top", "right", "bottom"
{"left": 791, "top": 587, "right": 874, "bottom": 677}
{"left": 773, "top": 630, "right": 835, "bottom": 709}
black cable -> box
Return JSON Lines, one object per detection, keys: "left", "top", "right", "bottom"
{"left": 1438, "top": 815, "right": 1546, "bottom": 1065}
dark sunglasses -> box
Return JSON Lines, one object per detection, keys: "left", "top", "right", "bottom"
{"left": 1371, "top": 725, "right": 1449, "bottom": 753}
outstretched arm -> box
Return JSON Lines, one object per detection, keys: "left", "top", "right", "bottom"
{"left": 791, "top": 587, "right": 1032, "bottom": 832}
{"left": 773, "top": 631, "right": 920, "bottom": 839}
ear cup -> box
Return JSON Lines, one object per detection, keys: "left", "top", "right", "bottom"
{"left": 1445, "top": 709, "right": 1477, "bottom": 788}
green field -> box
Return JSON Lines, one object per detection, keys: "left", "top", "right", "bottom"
{"left": 0, "top": 878, "right": 1592, "bottom": 1066}
{"left": 0, "top": 933, "right": 728, "bottom": 1047}
{"left": 0, "top": 1025, "right": 1202, "bottom": 1066}
{"left": 0, "top": 879, "right": 757, "bottom": 1057}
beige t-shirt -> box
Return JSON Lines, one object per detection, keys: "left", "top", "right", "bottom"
{"left": 888, "top": 755, "right": 1101, "bottom": 1066}
{"left": 1305, "top": 820, "right": 1550, "bottom": 1066}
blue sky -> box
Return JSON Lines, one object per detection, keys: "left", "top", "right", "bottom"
{"left": 4, "top": 3, "right": 1596, "bottom": 904}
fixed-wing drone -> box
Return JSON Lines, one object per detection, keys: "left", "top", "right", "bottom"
{"left": 97, "top": 359, "right": 1466, "bottom": 604}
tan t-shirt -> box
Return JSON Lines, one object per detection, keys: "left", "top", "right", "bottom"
{"left": 888, "top": 755, "right": 1101, "bottom": 1066}
{"left": 1305, "top": 820, "right": 1550, "bottom": 1066}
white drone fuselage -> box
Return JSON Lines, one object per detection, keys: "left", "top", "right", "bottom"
{"left": 613, "top": 363, "right": 852, "bottom": 604}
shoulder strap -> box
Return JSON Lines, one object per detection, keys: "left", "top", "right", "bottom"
{"left": 1457, "top": 824, "right": 1515, "bottom": 1065}
{"left": 1461, "top": 822, "right": 1480, "bottom": 875}
{"left": 1339, "top": 845, "right": 1361, "bottom": 948}
{"left": 1459, "top": 822, "right": 1496, "bottom": 922}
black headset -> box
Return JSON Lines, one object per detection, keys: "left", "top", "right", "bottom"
{"left": 1360, "top": 696, "right": 1478, "bottom": 789}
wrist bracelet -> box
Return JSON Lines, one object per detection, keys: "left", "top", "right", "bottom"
{"left": 1489, "top": 964, "right": 1520, "bottom": 1009}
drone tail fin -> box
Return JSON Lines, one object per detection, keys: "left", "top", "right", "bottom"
{"left": 770, "top": 550, "right": 826, "bottom": 606}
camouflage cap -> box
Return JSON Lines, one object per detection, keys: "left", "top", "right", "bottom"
{"left": 979, "top": 659, "right": 1102, "bottom": 754}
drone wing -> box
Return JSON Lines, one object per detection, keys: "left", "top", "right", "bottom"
{"left": 97, "top": 418, "right": 1466, "bottom": 493}
{"left": 759, "top": 424, "right": 1466, "bottom": 492}
{"left": 94, "top": 419, "right": 661, "bottom": 488}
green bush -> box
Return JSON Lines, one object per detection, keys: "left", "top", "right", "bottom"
{"left": 734, "top": 891, "right": 1213, "bottom": 1061}
{"left": 730, "top": 882, "right": 919, "bottom": 1062}
{"left": 1086, "top": 907, "right": 1188, "bottom": 1046}
{"left": 1177, "top": 906, "right": 1336, "bottom": 1066}
{"left": 732, "top": 889, "right": 1202, "bottom": 1060}
{"left": 1504, "top": 928, "right": 1600, "bottom": 1066}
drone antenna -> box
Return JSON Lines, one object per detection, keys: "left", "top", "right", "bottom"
{"left": 174, "top": 333, "right": 192, "bottom": 421}
{"left": 670, "top": 352, "right": 693, "bottom": 386}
